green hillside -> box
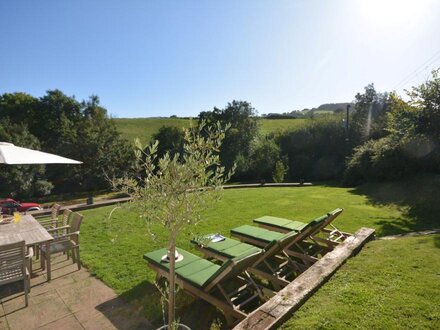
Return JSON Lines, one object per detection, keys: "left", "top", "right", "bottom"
{"left": 260, "top": 118, "right": 308, "bottom": 135}
{"left": 113, "top": 118, "right": 191, "bottom": 145}
{"left": 114, "top": 117, "right": 308, "bottom": 144}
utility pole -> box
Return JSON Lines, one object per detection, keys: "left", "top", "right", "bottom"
{"left": 346, "top": 104, "right": 350, "bottom": 143}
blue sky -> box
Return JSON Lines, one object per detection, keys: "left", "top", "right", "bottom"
{"left": 1, "top": 0, "right": 439, "bottom": 117}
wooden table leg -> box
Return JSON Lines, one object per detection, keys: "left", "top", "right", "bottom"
{"left": 45, "top": 241, "right": 51, "bottom": 281}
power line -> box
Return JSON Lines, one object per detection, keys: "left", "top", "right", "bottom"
{"left": 393, "top": 49, "right": 440, "bottom": 90}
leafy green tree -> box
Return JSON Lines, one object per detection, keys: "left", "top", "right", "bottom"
{"left": 112, "top": 122, "right": 233, "bottom": 328}
{"left": 277, "top": 116, "right": 346, "bottom": 181}
{"left": 351, "top": 84, "right": 391, "bottom": 145}
{"left": 0, "top": 92, "right": 39, "bottom": 125}
{"left": 0, "top": 120, "right": 53, "bottom": 197}
{"left": 408, "top": 69, "right": 440, "bottom": 140}
{"left": 0, "top": 91, "right": 134, "bottom": 195}
{"left": 151, "top": 125, "right": 184, "bottom": 160}
{"left": 272, "top": 160, "right": 288, "bottom": 183}
{"left": 69, "top": 96, "right": 134, "bottom": 192}
{"left": 198, "top": 100, "right": 259, "bottom": 177}
{"left": 344, "top": 69, "right": 440, "bottom": 185}
{"left": 35, "top": 90, "right": 83, "bottom": 151}
{"left": 246, "top": 137, "right": 280, "bottom": 181}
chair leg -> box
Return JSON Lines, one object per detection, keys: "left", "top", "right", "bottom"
{"left": 23, "top": 277, "right": 29, "bottom": 307}
{"left": 71, "top": 249, "right": 76, "bottom": 263}
{"left": 40, "top": 252, "right": 45, "bottom": 270}
{"left": 76, "top": 247, "right": 81, "bottom": 270}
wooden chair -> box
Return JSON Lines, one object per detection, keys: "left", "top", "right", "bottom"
{"left": 0, "top": 240, "right": 31, "bottom": 307}
{"left": 35, "top": 203, "right": 62, "bottom": 219}
{"left": 36, "top": 208, "right": 73, "bottom": 261}
{"left": 40, "top": 212, "right": 84, "bottom": 275}
{"left": 38, "top": 209, "right": 72, "bottom": 230}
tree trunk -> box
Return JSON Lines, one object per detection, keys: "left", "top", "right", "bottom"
{"left": 168, "top": 241, "right": 176, "bottom": 328}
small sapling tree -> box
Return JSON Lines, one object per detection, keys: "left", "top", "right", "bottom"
{"left": 113, "top": 121, "right": 234, "bottom": 328}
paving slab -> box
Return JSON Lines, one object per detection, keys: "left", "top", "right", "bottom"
{"left": 37, "top": 314, "right": 83, "bottom": 330}
{"left": 0, "top": 316, "right": 8, "bottom": 330}
{"left": 5, "top": 295, "right": 71, "bottom": 330}
{"left": 1, "top": 252, "right": 152, "bottom": 330}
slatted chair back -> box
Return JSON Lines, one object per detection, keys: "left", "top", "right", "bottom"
{"left": 62, "top": 209, "right": 73, "bottom": 227}
{"left": 70, "top": 212, "right": 84, "bottom": 233}
{"left": 308, "top": 208, "right": 343, "bottom": 237}
{"left": 0, "top": 240, "right": 26, "bottom": 286}
{"left": 204, "top": 250, "right": 263, "bottom": 291}
{"left": 51, "top": 203, "right": 62, "bottom": 220}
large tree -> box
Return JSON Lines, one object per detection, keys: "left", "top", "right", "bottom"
{"left": 344, "top": 69, "right": 440, "bottom": 185}
{"left": 350, "top": 84, "right": 391, "bottom": 145}
{"left": 0, "top": 120, "right": 53, "bottom": 197}
{"left": 0, "top": 91, "right": 134, "bottom": 195}
{"left": 198, "top": 100, "right": 259, "bottom": 176}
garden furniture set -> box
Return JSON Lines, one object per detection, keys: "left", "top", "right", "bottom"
{"left": 0, "top": 204, "right": 84, "bottom": 307}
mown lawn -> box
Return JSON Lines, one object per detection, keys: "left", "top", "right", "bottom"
{"left": 281, "top": 234, "right": 440, "bottom": 330}
{"left": 113, "top": 117, "right": 308, "bottom": 145}
{"left": 78, "top": 179, "right": 440, "bottom": 328}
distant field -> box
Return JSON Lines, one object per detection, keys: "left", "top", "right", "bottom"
{"left": 259, "top": 118, "right": 308, "bottom": 136}
{"left": 113, "top": 118, "right": 191, "bottom": 145}
{"left": 113, "top": 117, "right": 308, "bottom": 144}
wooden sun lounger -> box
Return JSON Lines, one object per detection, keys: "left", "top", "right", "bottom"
{"left": 253, "top": 208, "right": 350, "bottom": 244}
{"left": 144, "top": 247, "right": 267, "bottom": 327}
{"left": 191, "top": 224, "right": 317, "bottom": 290}
{"left": 230, "top": 210, "right": 348, "bottom": 266}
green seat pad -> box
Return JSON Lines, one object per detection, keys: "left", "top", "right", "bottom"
{"left": 193, "top": 236, "right": 261, "bottom": 259}
{"left": 254, "top": 216, "right": 308, "bottom": 231}
{"left": 231, "top": 225, "right": 287, "bottom": 244}
{"left": 144, "top": 248, "right": 221, "bottom": 288}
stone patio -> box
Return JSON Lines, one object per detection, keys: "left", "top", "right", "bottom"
{"left": 0, "top": 253, "right": 153, "bottom": 330}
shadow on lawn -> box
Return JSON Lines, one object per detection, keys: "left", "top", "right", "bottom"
{"left": 115, "top": 280, "right": 228, "bottom": 329}
{"left": 348, "top": 174, "right": 440, "bottom": 240}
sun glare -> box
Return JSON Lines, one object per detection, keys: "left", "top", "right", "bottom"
{"left": 357, "top": 0, "right": 427, "bottom": 27}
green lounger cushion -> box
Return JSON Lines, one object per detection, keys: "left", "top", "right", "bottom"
{"left": 192, "top": 236, "right": 262, "bottom": 259}
{"left": 231, "top": 225, "right": 288, "bottom": 244}
{"left": 144, "top": 248, "right": 221, "bottom": 288}
{"left": 144, "top": 247, "right": 264, "bottom": 289}
{"left": 254, "top": 216, "right": 309, "bottom": 231}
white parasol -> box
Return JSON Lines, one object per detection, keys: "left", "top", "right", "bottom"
{"left": 0, "top": 142, "right": 82, "bottom": 165}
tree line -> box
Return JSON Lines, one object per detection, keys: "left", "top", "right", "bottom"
{"left": 1, "top": 69, "right": 439, "bottom": 198}
{"left": 153, "top": 70, "right": 440, "bottom": 185}
{"left": 0, "top": 90, "right": 133, "bottom": 197}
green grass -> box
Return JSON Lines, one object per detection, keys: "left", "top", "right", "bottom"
{"left": 78, "top": 178, "right": 440, "bottom": 328}
{"left": 259, "top": 118, "right": 308, "bottom": 136}
{"left": 113, "top": 118, "right": 191, "bottom": 145}
{"left": 113, "top": 117, "right": 307, "bottom": 144}
{"left": 281, "top": 234, "right": 440, "bottom": 329}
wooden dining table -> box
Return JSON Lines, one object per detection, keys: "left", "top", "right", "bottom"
{"left": 0, "top": 214, "right": 53, "bottom": 280}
